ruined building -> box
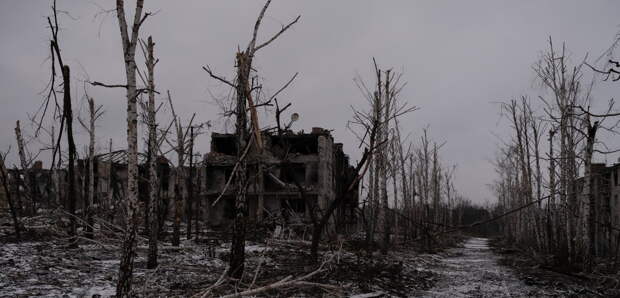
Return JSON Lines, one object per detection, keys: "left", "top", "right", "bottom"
{"left": 575, "top": 162, "right": 620, "bottom": 257}
{"left": 202, "top": 127, "right": 359, "bottom": 233}
{"left": 2, "top": 128, "right": 360, "bottom": 237}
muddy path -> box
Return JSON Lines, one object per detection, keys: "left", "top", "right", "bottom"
{"left": 416, "top": 237, "right": 556, "bottom": 297}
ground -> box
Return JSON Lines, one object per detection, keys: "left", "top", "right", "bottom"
{"left": 417, "top": 238, "right": 561, "bottom": 297}
{"left": 491, "top": 238, "right": 618, "bottom": 297}
{"left": 1, "top": 212, "right": 614, "bottom": 297}
{"left": 0, "top": 211, "right": 438, "bottom": 297}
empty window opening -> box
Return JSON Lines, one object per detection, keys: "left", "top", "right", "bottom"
{"left": 212, "top": 136, "right": 237, "bottom": 155}
{"left": 281, "top": 163, "right": 306, "bottom": 184}
{"left": 284, "top": 198, "right": 306, "bottom": 213}
{"left": 224, "top": 197, "right": 236, "bottom": 219}
{"left": 307, "top": 164, "right": 318, "bottom": 184}
{"left": 205, "top": 166, "right": 218, "bottom": 190}
{"left": 264, "top": 172, "right": 282, "bottom": 191}
{"left": 224, "top": 167, "right": 234, "bottom": 182}
{"left": 271, "top": 136, "right": 318, "bottom": 154}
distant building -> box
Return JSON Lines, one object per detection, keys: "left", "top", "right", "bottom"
{"left": 575, "top": 163, "right": 620, "bottom": 256}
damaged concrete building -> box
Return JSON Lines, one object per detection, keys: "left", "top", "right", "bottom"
{"left": 202, "top": 127, "right": 359, "bottom": 233}
{"left": 575, "top": 162, "right": 620, "bottom": 257}
{"left": 1, "top": 127, "right": 359, "bottom": 237}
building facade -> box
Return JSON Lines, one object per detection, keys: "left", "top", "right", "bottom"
{"left": 202, "top": 127, "right": 358, "bottom": 233}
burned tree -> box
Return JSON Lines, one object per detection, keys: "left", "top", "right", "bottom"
{"left": 204, "top": 0, "right": 300, "bottom": 278}
{"left": 43, "top": 1, "right": 79, "bottom": 243}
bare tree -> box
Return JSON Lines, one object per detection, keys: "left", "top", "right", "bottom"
{"left": 90, "top": 0, "right": 149, "bottom": 295}
{"left": 144, "top": 36, "right": 159, "bottom": 269}
{"left": 491, "top": 38, "right": 620, "bottom": 272}
{"left": 380, "top": 70, "right": 393, "bottom": 255}
{"left": 43, "top": 0, "right": 80, "bottom": 245}
{"left": 0, "top": 152, "right": 20, "bottom": 240}
{"left": 14, "top": 121, "right": 34, "bottom": 215}
{"left": 78, "top": 97, "right": 104, "bottom": 239}
{"left": 165, "top": 92, "right": 191, "bottom": 246}
{"left": 347, "top": 60, "right": 414, "bottom": 258}
{"left": 534, "top": 38, "right": 583, "bottom": 264}
{"left": 204, "top": 0, "right": 300, "bottom": 278}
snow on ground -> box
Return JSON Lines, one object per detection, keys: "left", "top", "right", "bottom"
{"left": 0, "top": 235, "right": 438, "bottom": 297}
{"left": 0, "top": 235, "right": 561, "bottom": 297}
{"left": 2, "top": 211, "right": 598, "bottom": 298}
{"left": 0, "top": 241, "right": 122, "bottom": 297}
{"left": 418, "top": 237, "right": 555, "bottom": 297}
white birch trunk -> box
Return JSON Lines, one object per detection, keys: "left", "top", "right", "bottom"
{"left": 115, "top": 0, "right": 144, "bottom": 295}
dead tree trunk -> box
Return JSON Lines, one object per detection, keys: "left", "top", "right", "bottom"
{"left": 394, "top": 117, "right": 410, "bottom": 241}
{"left": 582, "top": 118, "right": 599, "bottom": 271}
{"left": 369, "top": 84, "right": 382, "bottom": 248}
{"left": 145, "top": 36, "right": 159, "bottom": 269}
{"left": 340, "top": 60, "right": 414, "bottom": 258}
{"left": 79, "top": 97, "right": 101, "bottom": 239}
{"left": 168, "top": 92, "right": 185, "bottom": 247}
{"left": 409, "top": 155, "right": 416, "bottom": 240}
{"left": 204, "top": 0, "right": 300, "bottom": 277}
{"left": 61, "top": 66, "right": 78, "bottom": 244}
{"left": 107, "top": 139, "right": 114, "bottom": 219}
{"left": 47, "top": 3, "right": 79, "bottom": 243}
{"left": 228, "top": 50, "right": 251, "bottom": 279}
{"left": 381, "top": 70, "right": 392, "bottom": 255}
{"left": 390, "top": 137, "right": 399, "bottom": 243}
{"left": 113, "top": 0, "right": 145, "bottom": 295}
{"left": 14, "top": 120, "right": 34, "bottom": 215}
{"left": 0, "top": 155, "right": 20, "bottom": 240}
{"left": 186, "top": 126, "right": 194, "bottom": 240}
{"left": 548, "top": 129, "right": 556, "bottom": 254}
{"left": 530, "top": 106, "right": 544, "bottom": 250}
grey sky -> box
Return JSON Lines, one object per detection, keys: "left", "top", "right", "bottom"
{"left": 1, "top": 1, "right": 619, "bottom": 204}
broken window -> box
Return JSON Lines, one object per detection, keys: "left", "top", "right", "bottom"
{"left": 205, "top": 166, "right": 216, "bottom": 190}
{"left": 224, "top": 167, "right": 233, "bottom": 182}
{"left": 224, "top": 196, "right": 235, "bottom": 219}
{"left": 264, "top": 171, "right": 282, "bottom": 191}
{"left": 271, "top": 135, "right": 318, "bottom": 154}
{"left": 307, "top": 163, "right": 318, "bottom": 184}
{"left": 283, "top": 198, "right": 305, "bottom": 213}
{"left": 212, "top": 135, "right": 237, "bottom": 155}
{"left": 280, "top": 163, "right": 305, "bottom": 184}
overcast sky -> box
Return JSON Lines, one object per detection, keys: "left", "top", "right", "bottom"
{"left": 1, "top": 1, "right": 620, "bottom": 204}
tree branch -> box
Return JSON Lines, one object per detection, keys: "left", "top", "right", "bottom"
{"left": 254, "top": 15, "right": 301, "bottom": 53}
{"left": 202, "top": 66, "right": 237, "bottom": 88}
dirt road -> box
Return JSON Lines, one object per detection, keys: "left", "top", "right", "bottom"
{"left": 418, "top": 237, "right": 549, "bottom": 297}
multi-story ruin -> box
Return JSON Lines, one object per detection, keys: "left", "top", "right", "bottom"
{"left": 575, "top": 162, "right": 620, "bottom": 257}
{"left": 1, "top": 127, "right": 359, "bottom": 236}
{"left": 202, "top": 127, "right": 358, "bottom": 233}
